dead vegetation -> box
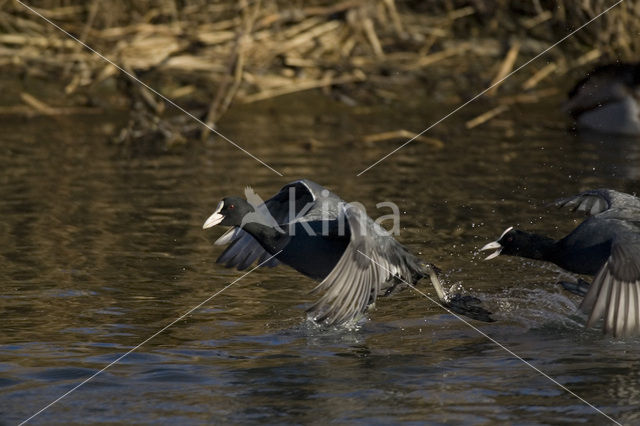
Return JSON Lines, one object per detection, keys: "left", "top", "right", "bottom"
{"left": 1, "top": 0, "right": 638, "bottom": 145}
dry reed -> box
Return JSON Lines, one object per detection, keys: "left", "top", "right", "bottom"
{"left": 1, "top": 0, "right": 638, "bottom": 142}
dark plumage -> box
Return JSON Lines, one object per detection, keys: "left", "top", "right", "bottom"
{"left": 481, "top": 189, "right": 640, "bottom": 337}
{"left": 204, "top": 179, "right": 493, "bottom": 326}
{"left": 564, "top": 62, "right": 640, "bottom": 136}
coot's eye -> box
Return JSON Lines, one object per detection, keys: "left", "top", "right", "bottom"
{"left": 507, "top": 236, "right": 513, "bottom": 242}
{"left": 229, "top": 204, "right": 235, "bottom": 209}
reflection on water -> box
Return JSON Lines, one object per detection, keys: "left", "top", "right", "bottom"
{"left": 1, "top": 94, "right": 640, "bottom": 424}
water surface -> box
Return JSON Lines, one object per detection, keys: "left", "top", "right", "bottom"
{"left": 1, "top": 91, "right": 640, "bottom": 424}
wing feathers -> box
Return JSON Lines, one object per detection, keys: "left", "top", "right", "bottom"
{"left": 236, "top": 243, "right": 264, "bottom": 270}
{"left": 619, "top": 282, "right": 628, "bottom": 337}
{"left": 308, "top": 248, "right": 372, "bottom": 324}
{"left": 555, "top": 189, "right": 640, "bottom": 217}
{"left": 555, "top": 192, "right": 610, "bottom": 216}
{"left": 307, "top": 204, "right": 415, "bottom": 325}
{"left": 604, "top": 274, "right": 618, "bottom": 335}
{"left": 217, "top": 235, "right": 247, "bottom": 265}
{"left": 334, "top": 266, "right": 365, "bottom": 324}
{"left": 610, "top": 279, "right": 622, "bottom": 336}
{"left": 582, "top": 238, "right": 640, "bottom": 337}
{"left": 581, "top": 266, "right": 606, "bottom": 320}
{"left": 257, "top": 251, "right": 280, "bottom": 267}
{"left": 631, "top": 282, "right": 640, "bottom": 335}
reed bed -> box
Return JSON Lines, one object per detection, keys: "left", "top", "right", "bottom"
{"left": 1, "top": 0, "right": 638, "bottom": 144}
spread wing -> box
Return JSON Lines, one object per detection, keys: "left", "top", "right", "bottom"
{"left": 306, "top": 204, "right": 443, "bottom": 325}
{"left": 554, "top": 189, "right": 640, "bottom": 217}
{"left": 215, "top": 229, "right": 280, "bottom": 269}
{"left": 580, "top": 234, "right": 640, "bottom": 337}
{"left": 215, "top": 180, "right": 316, "bottom": 270}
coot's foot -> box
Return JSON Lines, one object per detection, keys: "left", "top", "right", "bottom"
{"left": 559, "top": 279, "right": 590, "bottom": 297}
{"left": 445, "top": 294, "right": 495, "bottom": 322}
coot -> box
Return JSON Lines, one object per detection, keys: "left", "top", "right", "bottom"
{"left": 204, "top": 179, "right": 493, "bottom": 325}
{"left": 564, "top": 62, "right": 640, "bottom": 136}
{"left": 481, "top": 189, "right": 640, "bottom": 337}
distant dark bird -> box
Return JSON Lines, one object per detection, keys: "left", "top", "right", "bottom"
{"left": 203, "top": 179, "right": 493, "bottom": 326}
{"left": 564, "top": 62, "right": 640, "bottom": 136}
{"left": 481, "top": 189, "right": 640, "bottom": 337}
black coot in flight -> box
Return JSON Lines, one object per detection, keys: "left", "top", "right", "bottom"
{"left": 482, "top": 189, "right": 640, "bottom": 337}
{"left": 204, "top": 179, "right": 492, "bottom": 325}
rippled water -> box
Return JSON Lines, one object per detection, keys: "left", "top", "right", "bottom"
{"left": 2, "top": 91, "right": 640, "bottom": 424}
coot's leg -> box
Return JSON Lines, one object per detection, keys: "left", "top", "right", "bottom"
{"left": 559, "top": 278, "right": 590, "bottom": 297}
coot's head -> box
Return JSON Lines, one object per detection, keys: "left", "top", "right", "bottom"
{"left": 203, "top": 197, "right": 254, "bottom": 229}
{"left": 482, "top": 227, "right": 557, "bottom": 262}
{"left": 480, "top": 226, "right": 524, "bottom": 259}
